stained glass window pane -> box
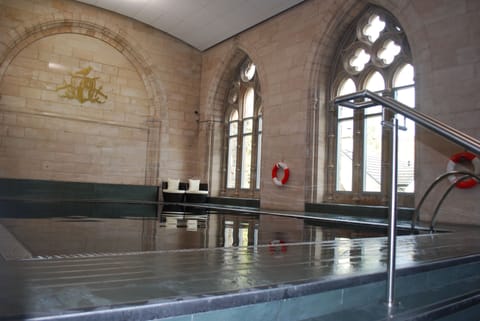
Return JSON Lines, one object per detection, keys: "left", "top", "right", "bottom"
{"left": 241, "top": 135, "right": 252, "bottom": 189}
{"left": 394, "top": 64, "right": 415, "bottom": 192}
{"left": 363, "top": 15, "right": 386, "bottom": 42}
{"left": 227, "top": 137, "right": 237, "bottom": 188}
{"left": 337, "top": 78, "right": 355, "bottom": 119}
{"left": 363, "top": 115, "right": 382, "bottom": 192}
{"left": 364, "top": 71, "right": 385, "bottom": 115}
{"left": 230, "top": 121, "right": 238, "bottom": 136}
{"left": 349, "top": 48, "right": 370, "bottom": 72}
{"left": 256, "top": 114, "right": 262, "bottom": 190}
{"left": 336, "top": 119, "right": 353, "bottom": 191}
{"left": 377, "top": 40, "right": 401, "bottom": 65}
{"left": 396, "top": 115, "right": 415, "bottom": 192}
{"left": 393, "top": 64, "right": 414, "bottom": 87}
{"left": 256, "top": 132, "right": 262, "bottom": 190}
{"left": 244, "top": 88, "right": 254, "bottom": 118}
{"left": 243, "top": 119, "right": 253, "bottom": 134}
{"left": 241, "top": 61, "right": 256, "bottom": 82}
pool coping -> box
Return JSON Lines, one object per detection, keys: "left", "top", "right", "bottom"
{"left": 7, "top": 232, "right": 480, "bottom": 321}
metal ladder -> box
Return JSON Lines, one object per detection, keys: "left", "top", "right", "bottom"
{"left": 334, "top": 90, "right": 480, "bottom": 313}
{"left": 412, "top": 171, "right": 480, "bottom": 233}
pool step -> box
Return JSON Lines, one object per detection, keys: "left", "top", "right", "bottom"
{"left": 0, "top": 224, "right": 32, "bottom": 260}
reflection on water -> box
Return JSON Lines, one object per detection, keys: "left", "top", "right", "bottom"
{"left": 0, "top": 210, "right": 387, "bottom": 259}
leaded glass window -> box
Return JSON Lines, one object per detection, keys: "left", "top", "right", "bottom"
{"left": 225, "top": 58, "right": 262, "bottom": 196}
{"left": 327, "top": 6, "right": 415, "bottom": 205}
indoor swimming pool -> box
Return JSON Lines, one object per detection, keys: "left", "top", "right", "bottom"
{"left": 1, "top": 202, "right": 479, "bottom": 321}
{"left": 0, "top": 209, "right": 392, "bottom": 260}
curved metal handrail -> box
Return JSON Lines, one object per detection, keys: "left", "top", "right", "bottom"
{"left": 334, "top": 90, "right": 480, "bottom": 155}
{"left": 411, "top": 171, "right": 480, "bottom": 231}
{"left": 334, "top": 90, "right": 480, "bottom": 310}
{"left": 334, "top": 90, "right": 480, "bottom": 232}
{"left": 429, "top": 173, "right": 480, "bottom": 232}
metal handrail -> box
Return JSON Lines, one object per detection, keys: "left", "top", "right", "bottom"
{"left": 334, "top": 90, "right": 480, "bottom": 155}
{"left": 334, "top": 89, "right": 480, "bottom": 312}
{"left": 412, "top": 171, "right": 480, "bottom": 231}
{"left": 429, "top": 173, "right": 480, "bottom": 232}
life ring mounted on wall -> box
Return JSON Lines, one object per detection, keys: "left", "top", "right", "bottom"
{"left": 269, "top": 239, "right": 287, "bottom": 254}
{"left": 446, "top": 151, "right": 480, "bottom": 189}
{"left": 272, "top": 162, "right": 290, "bottom": 186}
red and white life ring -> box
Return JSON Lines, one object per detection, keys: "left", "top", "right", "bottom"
{"left": 269, "top": 239, "right": 287, "bottom": 254}
{"left": 272, "top": 162, "right": 290, "bottom": 186}
{"left": 446, "top": 151, "right": 480, "bottom": 189}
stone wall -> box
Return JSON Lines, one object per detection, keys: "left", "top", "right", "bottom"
{"left": 0, "top": 0, "right": 202, "bottom": 185}
{"left": 398, "top": 0, "right": 480, "bottom": 225}
{"left": 199, "top": 0, "right": 362, "bottom": 211}
{"left": 1, "top": 34, "right": 150, "bottom": 184}
{"left": 0, "top": 0, "right": 479, "bottom": 225}
{"left": 199, "top": 0, "right": 480, "bottom": 224}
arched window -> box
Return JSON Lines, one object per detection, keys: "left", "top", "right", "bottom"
{"left": 224, "top": 58, "right": 262, "bottom": 197}
{"left": 256, "top": 109, "right": 263, "bottom": 190}
{"left": 226, "top": 110, "right": 239, "bottom": 188}
{"left": 363, "top": 71, "right": 385, "bottom": 193}
{"left": 327, "top": 6, "right": 415, "bottom": 205}
{"left": 393, "top": 64, "right": 415, "bottom": 192}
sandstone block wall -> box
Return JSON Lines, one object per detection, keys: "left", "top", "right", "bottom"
{"left": 0, "top": 0, "right": 202, "bottom": 185}
{"left": 199, "top": 0, "right": 480, "bottom": 223}
{"left": 0, "top": 0, "right": 479, "bottom": 225}
{"left": 0, "top": 34, "right": 149, "bottom": 184}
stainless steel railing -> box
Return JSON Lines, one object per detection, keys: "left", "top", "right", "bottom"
{"left": 334, "top": 89, "right": 480, "bottom": 313}
{"left": 335, "top": 90, "right": 480, "bottom": 155}
{"left": 412, "top": 171, "right": 480, "bottom": 232}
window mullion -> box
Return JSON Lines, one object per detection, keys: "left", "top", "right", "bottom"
{"left": 352, "top": 109, "right": 363, "bottom": 198}
{"left": 381, "top": 107, "right": 395, "bottom": 202}
{"left": 236, "top": 120, "right": 244, "bottom": 193}
{"left": 251, "top": 114, "right": 259, "bottom": 193}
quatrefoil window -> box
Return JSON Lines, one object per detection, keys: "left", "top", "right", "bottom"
{"left": 377, "top": 40, "right": 401, "bottom": 65}
{"left": 342, "top": 10, "right": 407, "bottom": 75}
{"left": 362, "top": 15, "right": 386, "bottom": 42}
{"left": 349, "top": 48, "right": 371, "bottom": 72}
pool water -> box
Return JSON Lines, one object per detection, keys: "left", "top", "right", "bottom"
{"left": 0, "top": 211, "right": 390, "bottom": 259}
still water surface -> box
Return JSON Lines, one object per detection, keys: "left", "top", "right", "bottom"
{"left": 0, "top": 211, "right": 387, "bottom": 258}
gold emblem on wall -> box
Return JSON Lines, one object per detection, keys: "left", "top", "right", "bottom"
{"left": 56, "top": 66, "right": 107, "bottom": 104}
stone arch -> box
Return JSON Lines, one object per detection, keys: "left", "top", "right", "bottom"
{"left": 207, "top": 48, "right": 251, "bottom": 120}
{"left": 0, "top": 16, "right": 166, "bottom": 184}
{"left": 201, "top": 45, "right": 263, "bottom": 196}
{"left": 303, "top": 0, "right": 366, "bottom": 203}
{"left": 304, "top": 0, "right": 428, "bottom": 203}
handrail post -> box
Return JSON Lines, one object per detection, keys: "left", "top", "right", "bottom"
{"left": 386, "top": 117, "right": 399, "bottom": 311}
{"left": 333, "top": 90, "right": 480, "bottom": 314}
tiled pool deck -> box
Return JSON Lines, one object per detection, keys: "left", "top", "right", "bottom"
{"left": 1, "top": 215, "right": 480, "bottom": 321}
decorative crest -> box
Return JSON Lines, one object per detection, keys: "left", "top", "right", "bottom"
{"left": 56, "top": 66, "right": 107, "bottom": 104}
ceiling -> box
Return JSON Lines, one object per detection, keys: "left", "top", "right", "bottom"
{"left": 76, "top": 0, "right": 305, "bottom": 51}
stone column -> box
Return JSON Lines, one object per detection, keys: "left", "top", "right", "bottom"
{"left": 145, "top": 117, "right": 162, "bottom": 186}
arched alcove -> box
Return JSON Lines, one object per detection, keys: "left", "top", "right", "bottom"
{"left": 0, "top": 18, "right": 166, "bottom": 185}
{"left": 200, "top": 47, "right": 263, "bottom": 196}
{"left": 304, "top": 1, "right": 372, "bottom": 203}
